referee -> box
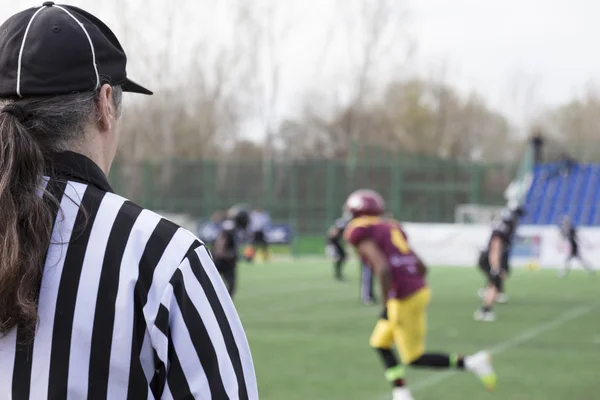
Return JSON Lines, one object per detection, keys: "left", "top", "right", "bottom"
{"left": 0, "top": 3, "right": 257, "bottom": 400}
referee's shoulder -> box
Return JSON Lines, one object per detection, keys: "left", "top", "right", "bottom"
{"left": 88, "top": 185, "right": 207, "bottom": 268}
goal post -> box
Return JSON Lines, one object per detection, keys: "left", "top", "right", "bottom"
{"left": 504, "top": 143, "right": 535, "bottom": 208}
{"left": 456, "top": 144, "right": 535, "bottom": 224}
{"left": 454, "top": 204, "right": 505, "bottom": 224}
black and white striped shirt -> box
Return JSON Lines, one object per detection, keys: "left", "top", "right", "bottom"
{"left": 0, "top": 151, "right": 258, "bottom": 400}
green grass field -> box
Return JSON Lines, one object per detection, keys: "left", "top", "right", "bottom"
{"left": 234, "top": 259, "right": 599, "bottom": 400}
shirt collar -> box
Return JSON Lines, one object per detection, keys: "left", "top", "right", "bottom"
{"left": 48, "top": 151, "right": 114, "bottom": 193}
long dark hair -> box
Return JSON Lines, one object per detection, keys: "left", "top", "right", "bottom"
{"left": 0, "top": 87, "right": 122, "bottom": 337}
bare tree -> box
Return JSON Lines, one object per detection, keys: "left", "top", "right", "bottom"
{"left": 505, "top": 70, "right": 542, "bottom": 135}
{"left": 235, "top": 0, "right": 298, "bottom": 160}
{"left": 326, "top": 0, "right": 413, "bottom": 158}
{"left": 538, "top": 84, "right": 600, "bottom": 161}
{"left": 104, "top": 0, "right": 269, "bottom": 200}
{"left": 276, "top": 77, "right": 516, "bottom": 162}
{"left": 113, "top": 0, "right": 261, "bottom": 158}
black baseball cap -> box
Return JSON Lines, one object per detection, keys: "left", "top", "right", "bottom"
{"left": 0, "top": 2, "right": 152, "bottom": 97}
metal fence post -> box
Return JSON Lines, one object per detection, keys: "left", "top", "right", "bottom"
{"left": 142, "top": 160, "right": 154, "bottom": 210}
{"left": 289, "top": 162, "right": 298, "bottom": 255}
{"left": 202, "top": 160, "right": 215, "bottom": 218}
{"left": 264, "top": 158, "right": 274, "bottom": 212}
{"left": 307, "top": 162, "right": 316, "bottom": 232}
{"left": 391, "top": 159, "right": 403, "bottom": 218}
{"left": 470, "top": 164, "right": 483, "bottom": 205}
{"left": 326, "top": 161, "right": 336, "bottom": 225}
{"left": 347, "top": 139, "right": 357, "bottom": 195}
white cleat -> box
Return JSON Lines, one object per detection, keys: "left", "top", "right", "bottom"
{"left": 465, "top": 351, "right": 497, "bottom": 391}
{"left": 473, "top": 309, "right": 496, "bottom": 322}
{"left": 392, "top": 387, "right": 415, "bottom": 400}
{"left": 496, "top": 293, "right": 508, "bottom": 304}
{"left": 557, "top": 270, "right": 567, "bottom": 279}
{"left": 480, "top": 289, "right": 507, "bottom": 303}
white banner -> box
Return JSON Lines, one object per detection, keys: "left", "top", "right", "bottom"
{"left": 402, "top": 223, "right": 600, "bottom": 269}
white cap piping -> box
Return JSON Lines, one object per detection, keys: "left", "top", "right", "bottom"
{"left": 16, "top": 5, "right": 48, "bottom": 98}
{"left": 54, "top": 5, "right": 100, "bottom": 91}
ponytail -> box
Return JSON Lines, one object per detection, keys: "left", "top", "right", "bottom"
{"left": 0, "top": 87, "right": 123, "bottom": 338}
{"left": 0, "top": 108, "right": 54, "bottom": 337}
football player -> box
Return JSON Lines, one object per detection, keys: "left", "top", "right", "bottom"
{"left": 326, "top": 215, "right": 351, "bottom": 280}
{"left": 250, "top": 207, "right": 272, "bottom": 263}
{"left": 474, "top": 207, "right": 522, "bottom": 321}
{"left": 558, "top": 216, "right": 595, "bottom": 278}
{"left": 212, "top": 206, "right": 250, "bottom": 298}
{"left": 477, "top": 206, "right": 524, "bottom": 306}
{"left": 343, "top": 189, "right": 496, "bottom": 400}
{"left": 360, "top": 260, "right": 377, "bottom": 305}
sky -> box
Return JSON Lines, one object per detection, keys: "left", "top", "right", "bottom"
{"left": 2, "top": 0, "right": 600, "bottom": 132}
{"left": 411, "top": 0, "right": 600, "bottom": 125}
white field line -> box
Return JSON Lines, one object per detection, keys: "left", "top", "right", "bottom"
{"left": 375, "top": 302, "right": 596, "bottom": 399}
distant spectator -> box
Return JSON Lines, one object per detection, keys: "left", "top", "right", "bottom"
{"left": 546, "top": 152, "right": 577, "bottom": 180}
{"left": 531, "top": 130, "right": 544, "bottom": 164}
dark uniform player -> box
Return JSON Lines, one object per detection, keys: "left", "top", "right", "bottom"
{"left": 474, "top": 207, "right": 522, "bottom": 321}
{"left": 212, "top": 207, "right": 250, "bottom": 298}
{"left": 476, "top": 207, "right": 522, "bottom": 305}
{"left": 558, "top": 216, "right": 595, "bottom": 278}
{"left": 343, "top": 189, "right": 496, "bottom": 400}
{"left": 327, "top": 215, "right": 377, "bottom": 304}
{"left": 250, "top": 207, "right": 271, "bottom": 263}
{"left": 326, "top": 216, "right": 350, "bottom": 280}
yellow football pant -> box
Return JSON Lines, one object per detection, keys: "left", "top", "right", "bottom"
{"left": 369, "top": 287, "right": 431, "bottom": 364}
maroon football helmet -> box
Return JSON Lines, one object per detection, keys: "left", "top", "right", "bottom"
{"left": 344, "top": 189, "right": 385, "bottom": 218}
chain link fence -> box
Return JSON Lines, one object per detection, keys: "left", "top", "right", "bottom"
{"left": 108, "top": 156, "right": 515, "bottom": 235}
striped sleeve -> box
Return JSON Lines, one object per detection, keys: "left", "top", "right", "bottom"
{"left": 152, "top": 245, "right": 258, "bottom": 400}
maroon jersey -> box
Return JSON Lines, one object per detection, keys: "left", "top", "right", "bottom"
{"left": 344, "top": 216, "right": 426, "bottom": 300}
